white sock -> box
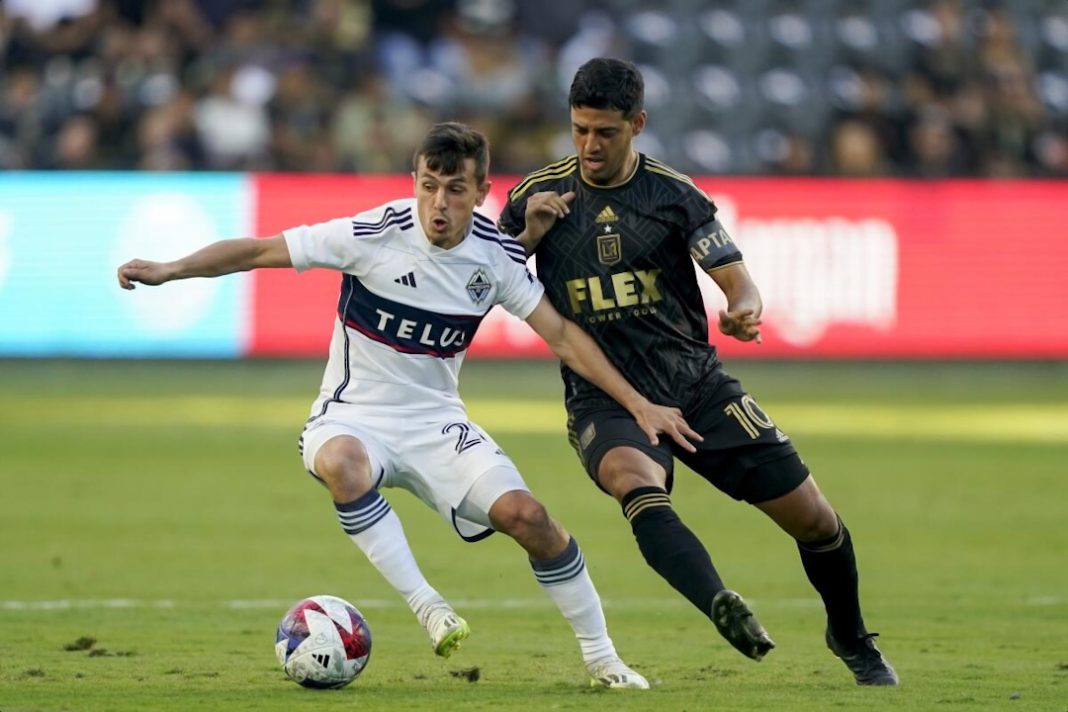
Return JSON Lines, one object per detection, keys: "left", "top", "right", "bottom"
{"left": 530, "top": 537, "right": 616, "bottom": 663}
{"left": 334, "top": 490, "right": 441, "bottom": 616}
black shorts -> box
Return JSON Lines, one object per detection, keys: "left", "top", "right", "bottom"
{"left": 566, "top": 374, "right": 809, "bottom": 504}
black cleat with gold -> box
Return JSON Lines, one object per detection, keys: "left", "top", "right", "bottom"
{"left": 710, "top": 590, "right": 776, "bottom": 661}
{"left": 826, "top": 630, "right": 900, "bottom": 686}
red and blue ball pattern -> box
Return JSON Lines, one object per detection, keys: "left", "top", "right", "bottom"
{"left": 276, "top": 595, "right": 372, "bottom": 688}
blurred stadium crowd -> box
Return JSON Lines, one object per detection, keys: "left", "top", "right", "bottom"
{"left": 1, "top": 0, "right": 1065, "bottom": 176}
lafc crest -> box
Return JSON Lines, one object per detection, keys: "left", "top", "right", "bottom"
{"left": 597, "top": 234, "right": 621, "bottom": 266}
{"left": 466, "top": 268, "right": 491, "bottom": 304}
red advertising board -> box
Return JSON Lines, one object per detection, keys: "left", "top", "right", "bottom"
{"left": 697, "top": 179, "right": 1068, "bottom": 358}
{"left": 251, "top": 175, "right": 414, "bottom": 356}
{"left": 251, "top": 176, "right": 1068, "bottom": 358}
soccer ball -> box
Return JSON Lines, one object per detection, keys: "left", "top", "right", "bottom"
{"left": 275, "top": 595, "right": 372, "bottom": 688}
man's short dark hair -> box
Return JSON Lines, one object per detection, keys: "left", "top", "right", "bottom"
{"left": 414, "top": 122, "right": 490, "bottom": 184}
{"left": 568, "top": 58, "right": 645, "bottom": 119}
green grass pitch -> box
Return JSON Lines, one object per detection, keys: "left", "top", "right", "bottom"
{"left": 1, "top": 359, "right": 1066, "bottom": 711}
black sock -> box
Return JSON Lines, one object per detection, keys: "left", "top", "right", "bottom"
{"left": 797, "top": 516, "right": 867, "bottom": 640}
{"left": 621, "top": 486, "right": 725, "bottom": 617}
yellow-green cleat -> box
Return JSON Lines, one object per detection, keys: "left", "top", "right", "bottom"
{"left": 419, "top": 602, "right": 470, "bottom": 658}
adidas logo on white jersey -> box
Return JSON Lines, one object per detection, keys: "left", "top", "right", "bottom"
{"left": 394, "top": 272, "right": 417, "bottom": 287}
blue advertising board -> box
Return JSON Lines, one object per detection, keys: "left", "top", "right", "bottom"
{"left": 0, "top": 173, "right": 251, "bottom": 357}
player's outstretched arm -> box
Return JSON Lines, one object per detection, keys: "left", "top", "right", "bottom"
{"left": 709, "top": 262, "right": 763, "bottom": 344}
{"left": 515, "top": 191, "right": 575, "bottom": 255}
{"left": 524, "top": 296, "right": 702, "bottom": 452}
{"left": 117, "top": 235, "right": 291, "bottom": 289}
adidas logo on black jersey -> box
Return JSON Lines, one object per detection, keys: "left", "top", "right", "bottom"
{"left": 595, "top": 205, "right": 619, "bottom": 224}
{"left": 394, "top": 272, "right": 417, "bottom": 287}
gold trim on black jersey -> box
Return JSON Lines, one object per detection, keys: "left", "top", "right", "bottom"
{"left": 706, "top": 259, "right": 745, "bottom": 274}
{"left": 508, "top": 155, "right": 579, "bottom": 202}
{"left": 645, "top": 157, "right": 712, "bottom": 200}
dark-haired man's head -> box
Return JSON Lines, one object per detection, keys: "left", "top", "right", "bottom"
{"left": 568, "top": 58, "right": 647, "bottom": 186}
{"left": 569, "top": 57, "right": 645, "bottom": 119}
{"left": 412, "top": 122, "right": 491, "bottom": 249}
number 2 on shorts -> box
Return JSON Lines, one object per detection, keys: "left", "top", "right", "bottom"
{"left": 442, "top": 422, "right": 485, "bottom": 453}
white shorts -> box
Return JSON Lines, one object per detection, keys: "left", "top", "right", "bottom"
{"left": 299, "top": 408, "right": 529, "bottom": 541}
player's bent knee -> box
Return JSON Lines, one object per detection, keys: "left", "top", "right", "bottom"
{"left": 313, "top": 435, "right": 374, "bottom": 499}
{"left": 794, "top": 506, "right": 839, "bottom": 542}
{"left": 791, "top": 479, "right": 839, "bottom": 540}
{"left": 756, "top": 475, "right": 840, "bottom": 542}
{"left": 489, "top": 491, "right": 551, "bottom": 538}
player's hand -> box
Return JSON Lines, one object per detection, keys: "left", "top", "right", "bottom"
{"left": 117, "top": 259, "right": 174, "bottom": 289}
{"left": 718, "top": 308, "right": 762, "bottom": 344}
{"left": 523, "top": 191, "right": 575, "bottom": 249}
{"left": 633, "top": 402, "right": 704, "bottom": 453}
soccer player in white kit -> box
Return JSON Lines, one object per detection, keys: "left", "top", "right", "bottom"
{"left": 117, "top": 122, "right": 701, "bottom": 689}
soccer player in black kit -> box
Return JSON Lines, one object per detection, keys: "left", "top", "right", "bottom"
{"left": 497, "top": 57, "right": 898, "bottom": 686}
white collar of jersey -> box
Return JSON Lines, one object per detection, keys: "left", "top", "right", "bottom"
{"left": 412, "top": 214, "right": 477, "bottom": 255}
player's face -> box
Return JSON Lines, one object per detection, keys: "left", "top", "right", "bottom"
{"left": 571, "top": 106, "right": 646, "bottom": 186}
{"left": 413, "top": 157, "right": 490, "bottom": 249}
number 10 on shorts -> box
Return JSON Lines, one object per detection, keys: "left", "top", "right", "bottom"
{"left": 723, "top": 395, "right": 776, "bottom": 439}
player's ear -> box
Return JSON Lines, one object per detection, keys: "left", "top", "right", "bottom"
{"left": 475, "top": 179, "right": 491, "bottom": 207}
{"left": 632, "top": 110, "right": 647, "bottom": 136}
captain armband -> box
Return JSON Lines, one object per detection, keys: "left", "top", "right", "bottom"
{"left": 687, "top": 220, "right": 742, "bottom": 271}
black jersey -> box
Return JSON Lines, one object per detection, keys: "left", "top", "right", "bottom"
{"left": 498, "top": 153, "right": 743, "bottom": 411}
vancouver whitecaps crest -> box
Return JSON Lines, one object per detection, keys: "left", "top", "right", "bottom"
{"left": 466, "top": 268, "right": 491, "bottom": 305}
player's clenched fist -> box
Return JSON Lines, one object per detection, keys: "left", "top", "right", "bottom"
{"left": 718, "top": 308, "right": 762, "bottom": 344}
{"left": 117, "top": 259, "right": 172, "bottom": 289}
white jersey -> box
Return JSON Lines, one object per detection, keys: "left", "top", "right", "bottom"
{"left": 284, "top": 198, "right": 543, "bottom": 419}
